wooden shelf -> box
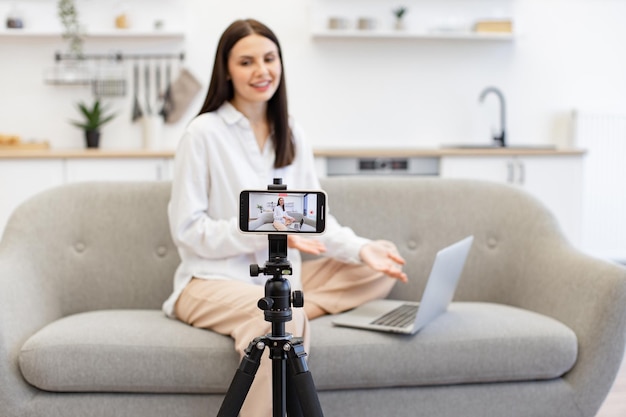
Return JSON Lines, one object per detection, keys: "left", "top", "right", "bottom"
{"left": 0, "top": 29, "right": 185, "bottom": 40}
{"left": 312, "top": 29, "right": 514, "bottom": 41}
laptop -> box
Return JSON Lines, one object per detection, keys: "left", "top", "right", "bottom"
{"left": 332, "top": 235, "right": 474, "bottom": 335}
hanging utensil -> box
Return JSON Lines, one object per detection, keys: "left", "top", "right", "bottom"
{"left": 159, "top": 58, "right": 173, "bottom": 120}
{"left": 131, "top": 62, "right": 143, "bottom": 121}
{"left": 155, "top": 61, "right": 164, "bottom": 120}
{"left": 144, "top": 60, "right": 152, "bottom": 116}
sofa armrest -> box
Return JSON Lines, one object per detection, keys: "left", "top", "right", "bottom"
{"left": 507, "top": 237, "right": 626, "bottom": 416}
{"left": 249, "top": 212, "right": 273, "bottom": 231}
{"left": 0, "top": 241, "right": 64, "bottom": 411}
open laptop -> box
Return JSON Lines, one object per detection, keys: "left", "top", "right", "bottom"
{"left": 332, "top": 235, "right": 474, "bottom": 335}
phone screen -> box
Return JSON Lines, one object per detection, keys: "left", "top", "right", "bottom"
{"left": 239, "top": 190, "right": 326, "bottom": 234}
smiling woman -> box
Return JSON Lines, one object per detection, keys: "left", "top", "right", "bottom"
{"left": 227, "top": 33, "right": 282, "bottom": 150}
{"left": 196, "top": 19, "right": 294, "bottom": 168}
{"left": 228, "top": 35, "right": 281, "bottom": 105}
{"left": 163, "top": 18, "right": 408, "bottom": 417}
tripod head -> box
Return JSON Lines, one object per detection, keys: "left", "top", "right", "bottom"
{"left": 250, "top": 179, "right": 304, "bottom": 337}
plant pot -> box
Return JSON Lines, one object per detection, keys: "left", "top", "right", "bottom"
{"left": 85, "top": 130, "right": 101, "bottom": 148}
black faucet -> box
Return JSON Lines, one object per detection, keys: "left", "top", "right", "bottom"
{"left": 479, "top": 86, "right": 506, "bottom": 147}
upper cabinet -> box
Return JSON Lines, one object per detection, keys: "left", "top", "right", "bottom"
{"left": 311, "top": 0, "right": 515, "bottom": 42}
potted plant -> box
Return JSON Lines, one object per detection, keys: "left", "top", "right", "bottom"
{"left": 393, "top": 6, "right": 408, "bottom": 30}
{"left": 70, "top": 100, "right": 116, "bottom": 148}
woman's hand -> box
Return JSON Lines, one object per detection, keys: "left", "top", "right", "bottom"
{"left": 288, "top": 235, "right": 327, "bottom": 255}
{"left": 360, "top": 240, "right": 408, "bottom": 283}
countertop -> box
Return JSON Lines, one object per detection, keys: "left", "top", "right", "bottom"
{"left": 313, "top": 147, "right": 586, "bottom": 157}
{"left": 0, "top": 148, "right": 176, "bottom": 159}
{"left": 0, "top": 147, "right": 586, "bottom": 159}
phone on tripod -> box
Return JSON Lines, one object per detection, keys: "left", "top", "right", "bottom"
{"left": 220, "top": 184, "right": 326, "bottom": 417}
{"left": 239, "top": 189, "right": 326, "bottom": 234}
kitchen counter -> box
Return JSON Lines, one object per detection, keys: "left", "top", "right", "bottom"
{"left": 0, "top": 148, "right": 176, "bottom": 159}
{"left": 0, "top": 147, "right": 586, "bottom": 159}
{"left": 314, "top": 147, "right": 586, "bottom": 157}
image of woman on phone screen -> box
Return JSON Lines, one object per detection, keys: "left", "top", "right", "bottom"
{"left": 273, "top": 196, "right": 298, "bottom": 231}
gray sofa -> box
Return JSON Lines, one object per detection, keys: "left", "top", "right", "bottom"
{"left": 248, "top": 211, "right": 316, "bottom": 232}
{"left": 1, "top": 176, "right": 626, "bottom": 417}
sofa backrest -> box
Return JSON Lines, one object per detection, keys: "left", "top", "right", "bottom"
{"left": 319, "top": 176, "right": 566, "bottom": 303}
{"left": 1, "top": 177, "right": 566, "bottom": 316}
{"left": 1, "top": 181, "right": 178, "bottom": 316}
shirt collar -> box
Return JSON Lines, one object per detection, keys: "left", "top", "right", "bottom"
{"left": 218, "top": 102, "right": 277, "bottom": 141}
{"left": 217, "top": 101, "right": 246, "bottom": 126}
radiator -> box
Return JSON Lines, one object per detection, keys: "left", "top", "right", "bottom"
{"left": 574, "top": 110, "right": 626, "bottom": 262}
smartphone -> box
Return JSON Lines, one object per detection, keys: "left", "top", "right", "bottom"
{"left": 239, "top": 189, "right": 326, "bottom": 234}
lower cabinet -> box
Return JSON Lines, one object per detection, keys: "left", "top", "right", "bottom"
{"left": 440, "top": 155, "right": 583, "bottom": 247}
{"left": 65, "top": 158, "right": 172, "bottom": 182}
{"left": 0, "top": 159, "right": 65, "bottom": 238}
{"left": 0, "top": 157, "right": 173, "bottom": 238}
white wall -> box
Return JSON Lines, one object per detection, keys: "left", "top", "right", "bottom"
{"left": 0, "top": 0, "right": 625, "bottom": 150}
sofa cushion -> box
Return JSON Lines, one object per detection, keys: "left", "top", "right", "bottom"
{"left": 19, "top": 303, "right": 577, "bottom": 393}
{"left": 249, "top": 212, "right": 315, "bottom": 232}
{"left": 19, "top": 310, "right": 240, "bottom": 393}
{"left": 310, "top": 302, "right": 578, "bottom": 390}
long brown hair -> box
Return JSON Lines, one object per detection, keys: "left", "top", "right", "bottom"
{"left": 198, "top": 19, "right": 295, "bottom": 168}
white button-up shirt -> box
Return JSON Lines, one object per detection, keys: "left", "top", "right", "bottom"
{"left": 162, "top": 102, "right": 368, "bottom": 318}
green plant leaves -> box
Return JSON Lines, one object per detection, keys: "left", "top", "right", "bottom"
{"left": 69, "top": 100, "right": 116, "bottom": 132}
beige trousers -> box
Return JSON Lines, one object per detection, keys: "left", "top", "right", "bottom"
{"left": 174, "top": 258, "right": 395, "bottom": 417}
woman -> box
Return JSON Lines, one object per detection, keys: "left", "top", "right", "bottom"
{"left": 163, "top": 19, "right": 408, "bottom": 417}
{"left": 273, "top": 196, "right": 297, "bottom": 231}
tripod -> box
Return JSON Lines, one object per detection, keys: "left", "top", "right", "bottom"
{"left": 217, "top": 182, "right": 324, "bottom": 417}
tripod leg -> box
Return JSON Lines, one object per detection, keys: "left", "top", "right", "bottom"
{"left": 286, "top": 339, "right": 324, "bottom": 417}
{"left": 286, "top": 366, "right": 304, "bottom": 417}
{"left": 272, "top": 352, "right": 287, "bottom": 417}
{"left": 217, "top": 337, "right": 266, "bottom": 417}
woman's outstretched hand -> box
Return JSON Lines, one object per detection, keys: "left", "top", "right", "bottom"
{"left": 288, "top": 235, "right": 327, "bottom": 255}
{"left": 360, "top": 240, "right": 408, "bottom": 283}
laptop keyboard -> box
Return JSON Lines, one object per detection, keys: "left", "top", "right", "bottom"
{"left": 371, "top": 304, "right": 419, "bottom": 328}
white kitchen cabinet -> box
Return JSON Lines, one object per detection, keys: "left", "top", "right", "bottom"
{"left": 440, "top": 154, "right": 583, "bottom": 247}
{"left": 0, "top": 154, "right": 174, "bottom": 241}
{"left": 314, "top": 156, "right": 328, "bottom": 178}
{"left": 65, "top": 158, "right": 172, "bottom": 182}
{"left": 0, "top": 159, "right": 65, "bottom": 238}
